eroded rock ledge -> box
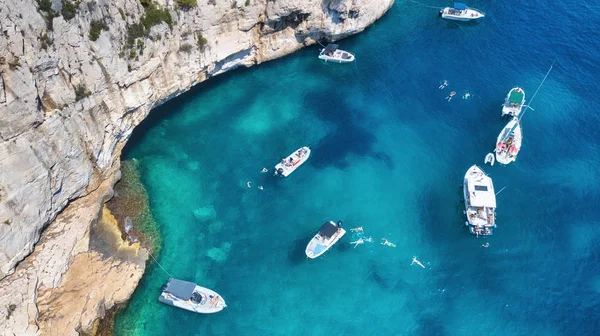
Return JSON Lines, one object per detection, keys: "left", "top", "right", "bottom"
{"left": 0, "top": 0, "right": 393, "bottom": 334}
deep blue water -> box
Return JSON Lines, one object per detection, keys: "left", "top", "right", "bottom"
{"left": 115, "top": 1, "right": 600, "bottom": 335}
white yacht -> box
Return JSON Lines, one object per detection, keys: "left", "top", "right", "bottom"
{"left": 463, "top": 165, "right": 496, "bottom": 236}
{"left": 502, "top": 87, "right": 526, "bottom": 117}
{"left": 495, "top": 117, "right": 522, "bottom": 165}
{"left": 439, "top": 3, "right": 485, "bottom": 21}
{"left": 158, "top": 278, "right": 226, "bottom": 314}
{"left": 274, "top": 146, "right": 310, "bottom": 177}
{"left": 305, "top": 221, "right": 346, "bottom": 259}
{"left": 318, "top": 44, "right": 355, "bottom": 63}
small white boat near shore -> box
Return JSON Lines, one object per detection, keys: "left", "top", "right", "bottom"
{"left": 502, "top": 87, "right": 526, "bottom": 117}
{"left": 305, "top": 221, "right": 346, "bottom": 259}
{"left": 495, "top": 117, "right": 522, "bottom": 165}
{"left": 318, "top": 44, "right": 355, "bottom": 63}
{"left": 439, "top": 2, "right": 485, "bottom": 21}
{"left": 158, "top": 278, "right": 226, "bottom": 314}
{"left": 463, "top": 165, "right": 496, "bottom": 236}
{"left": 274, "top": 146, "right": 310, "bottom": 177}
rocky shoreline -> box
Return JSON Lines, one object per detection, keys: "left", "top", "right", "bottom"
{"left": 0, "top": 0, "right": 394, "bottom": 334}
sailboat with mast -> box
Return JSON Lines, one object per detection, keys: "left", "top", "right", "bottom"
{"left": 493, "top": 61, "right": 555, "bottom": 165}
{"left": 495, "top": 117, "right": 522, "bottom": 165}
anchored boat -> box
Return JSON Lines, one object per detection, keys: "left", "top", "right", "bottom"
{"left": 495, "top": 117, "right": 522, "bottom": 165}
{"left": 274, "top": 146, "right": 310, "bottom": 177}
{"left": 484, "top": 153, "right": 495, "bottom": 166}
{"left": 318, "top": 44, "right": 355, "bottom": 63}
{"left": 502, "top": 87, "right": 526, "bottom": 117}
{"left": 158, "top": 278, "right": 226, "bottom": 314}
{"left": 439, "top": 2, "right": 485, "bottom": 21}
{"left": 463, "top": 165, "right": 496, "bottom": 236}
{"left": 305, "top": 221, "right": 346, "bottom": 259}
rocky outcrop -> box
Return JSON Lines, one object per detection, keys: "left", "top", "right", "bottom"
{"left": 0, "top": 0, "right": 393, "bottom": 334}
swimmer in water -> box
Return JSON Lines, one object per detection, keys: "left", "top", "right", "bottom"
{"left": 258, "top": 186, "right": 264, "bottom": 190}
{"left": 439, "top": 80, "right": 448, "bottom": 89}
{"left": 350, "top": 238, "right": 364, "bottom": 248}
{"left": 363, "top": 237, "right": 373, "bottom": 243}
{"left": 463, "top": 91, "right": 471, "bottom": 99}
{"left": 446, "top": 91, "right": 456, "bottom": 101}
{"left": 261, "top": 168, "right": 268, "bottom": 173}
{"left": 482, "top": 242, "right": 489, "bottom": 248}
{"left": 350, "top": 227, "right": 364, "bottom": 233}
{"left": 246, "top": 181, "right": 252, "bottom": 188}
{"left": 411, "top": 256, "right": 425, "bottom": 269}
{"left": 381, "top": 238, "right": 396, "bottom": 247}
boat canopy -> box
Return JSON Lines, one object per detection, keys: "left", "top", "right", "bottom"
{"left": 165, "top": 278, "right": 196, "bottom": 299}
{"left": 509, "top": 90, "right": 524, "bottom": 104}
{"left": 319, "top": 222, "right": 337, "bottom": 238}
{"left": 468, "top": 181, "right": 496, "bottom": 208}
{"left": 323, "top": 44, "right": 338, "bottom": 53}
{"left": 453, "top": 2, "right": 467, "bottom": 10}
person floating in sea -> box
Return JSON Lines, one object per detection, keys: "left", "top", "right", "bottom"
{"left": 381, "top": 238, "right": 396, "bottom": 247}
{"left": 351, "top": 238, "right": 364, "bottom": 248}
{"left": 261, "top": 168, "right": 268, "bottom": 173}
{"left": 246, "top": 181, "right": 252, "bottom": 188}
{"left": 446, "top": 91, "right": 456, "bottom": 102}
{"left": 482, "top": 242, "right": 489, "bottom": 248}
{"left": 258, "top": 186, "right": 264, "bottom": 190}
{"left": 411, "top": 256, "right": 425, "bottom": 269}
{"left": 439, "top": 80, "right": 448, "bottom": 89}
{"left": 350, "top": 227, "right": 364, "bottom": 233}
{"left": 463, "top": 91, "right": 471, "bottom": 99}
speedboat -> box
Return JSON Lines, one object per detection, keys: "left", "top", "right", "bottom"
{"left": 495, "top": 117, "right": 522, "bottom": 165}
{"left": 439, "top": 2, "right": 485, "bottom": 21}
{"left": 305, "top": 221, "right": 346, "bottom": 259}
{"left": 318, "top": 44, "right": 355, "bottom": 63}
{"left": 274, "top": 146, "right": 310, "bottom": 177}
{"left": 463, "top": 165, "right": 496, "bottom": 236}
{"left": 158, "top": 278, "right": 226, "bottom": 314}
{"left": 502, "top": 87, "right": 525, "bottom": 117}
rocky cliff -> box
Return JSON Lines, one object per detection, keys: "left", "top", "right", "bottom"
{"left": 0, "top": 0, "right": 393, "bottom": 334}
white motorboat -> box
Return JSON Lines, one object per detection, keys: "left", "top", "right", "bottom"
{"left": 484, "top": 153, "right": 495, "bottom": 166}
{"left": 439, "top": 2, "right": 485, "bottom": 21}
{"left": 305, "top": 221, "right": 346, "bottom": 259}
{"left": 318, "top": 44, "right": 355, "bottom": 63}
{"left": 502, "top": 87, "right": 526, "bottom": 117}
{"left": 495, "top": 117, "right": 522, "bottom": 165}
{"left": 158, "top": 278, "right": 226, "bottom": 314}
{"left": 463, "top": 165, "right": 496, "bottom": 236}
{"left": 274, "top": 146, "right": 310, "bottom": 177}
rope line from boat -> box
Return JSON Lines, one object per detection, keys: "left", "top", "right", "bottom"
{"left": 148, "top": 250, "right": 175, "bottom": 279}
{"left": 495, "top": 186, "right": 507, "bottom": 196}
{"left": 409, "top": 0, "right": 443, "bottom": 10}
{"left": 518, "top": 60, "right": 555, "bottom": 122}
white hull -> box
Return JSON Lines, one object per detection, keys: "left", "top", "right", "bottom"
{"left": 318, "top": 50, "right": 355, "bottom": 63}
{"left": 159, "top": 284, "right": 226, "bottom": 314}
{"left": 275, "top": 147, "right": 310, "bottom": 177}
{"left": 463, "top": 165, "right": 496, "bottom": 236}
{"left": 495, "top": 118, "right": 522, "bottom": 165}
{"left": 484, "top": 153, "right": 495, "bottom": 166}
{"left": 502, "top": 87, "right": 526, "bottom": 117}
{"left": 305, "top": 221, "right": 346, "bottom": 259}
{"left": 440, "top": 7, "right": 484, "bottom": 21}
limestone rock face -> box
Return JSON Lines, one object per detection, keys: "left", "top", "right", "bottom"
{"left": 0, "top": 0, "right": 393, "bottom": 333}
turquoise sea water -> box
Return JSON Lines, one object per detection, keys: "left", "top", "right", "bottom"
{"left": 115, "top": 1, "right": 600, "bottom": 335}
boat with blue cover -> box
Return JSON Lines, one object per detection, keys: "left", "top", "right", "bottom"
{"left": 463, "top": 165, "right": 496, "bottom": 236}
{"left": 502, "top": 87, "right": 526, "bottom": 117}
{"left": 440, "top": 2, "right": 485, "bottom": 21}
{"left": 158, "top": 278, "right": 226, "bottom": 314}
{"left": 305, "top": 221, "right": 346, "bottom": 258}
